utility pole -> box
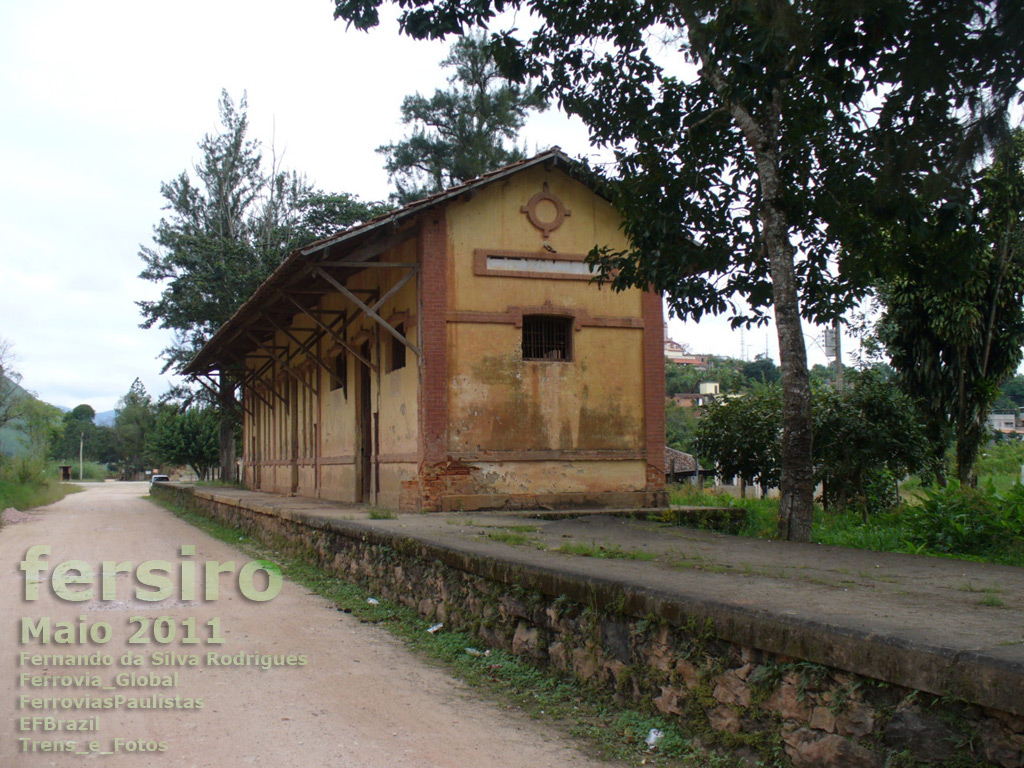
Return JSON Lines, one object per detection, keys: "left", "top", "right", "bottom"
{"left": 834, "top": 320, "right": 843, "bottom": 392}
{"left": 79, "top": 432, "right": 84, "bottom": 481}
{"left": 824, "top": 322, "right": 843, "bottom": 391}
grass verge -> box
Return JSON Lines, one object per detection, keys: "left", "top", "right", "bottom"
{"left": 151, "top": 496, "right": 753, "bottom": 767}
{"left": 666, "top": 484, "right": 1024, "bottom": 566}
{"left": 0, "top": 479, "right": 81, "bottom": 511}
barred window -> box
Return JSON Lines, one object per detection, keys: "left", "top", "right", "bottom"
{"left": 522, "top": 315, "right": 573, "bottom": 361}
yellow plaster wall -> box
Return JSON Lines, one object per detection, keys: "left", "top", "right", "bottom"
{"left": 448, "top": 323, "right": 644, "bottom": 453}
{"left": 243, "top": 234, "right": 421, "bottom": 507}
{"left": 448, "top": 165, "right": 640, "bottom": 317}
{"left": 444, "top": 166, "right": 648, "bottom": 463}
{"left": 470, "top": 460, "right": 646, "bottom": 495}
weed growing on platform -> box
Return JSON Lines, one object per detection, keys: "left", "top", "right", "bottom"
{"left": 484, "top": 530, "right": 535, "bottom": 547}
{"left": 367, "top": 507, "right": 397, "bottom": 520}
{"left": 155, "top": 497, "right": 759, "bottom": 767}
{"left": 979, "top": 595, "right": 1006, "bottom": 608}
{"left": 554, "top": 542, "right": 656, "bottom": 561}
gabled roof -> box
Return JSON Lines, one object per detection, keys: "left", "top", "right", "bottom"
{"left": 185, "top": 147, "right": 597, "bottom": 376}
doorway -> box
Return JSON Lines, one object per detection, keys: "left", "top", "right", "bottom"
{"left": 358, "top": 342, "right": 372, "bottom": 503}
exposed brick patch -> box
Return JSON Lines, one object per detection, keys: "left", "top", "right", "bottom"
{"left": 417, "top": 457, "right": 480, "bottom": 511}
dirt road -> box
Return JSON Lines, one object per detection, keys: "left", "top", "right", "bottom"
{"left": 1, "top": 483, "right": 616, "bottom": 767}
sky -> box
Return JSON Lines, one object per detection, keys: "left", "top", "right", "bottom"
{"left": 0, "top": 0, "right": 844, "bottom": 412}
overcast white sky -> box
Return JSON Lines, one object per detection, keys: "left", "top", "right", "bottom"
{"left": 0, "top": 0, "right": 843, "bottom": 412}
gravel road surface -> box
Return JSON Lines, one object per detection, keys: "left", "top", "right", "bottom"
{"left": 1, "top": 483, "right": 617, "bottom": 767}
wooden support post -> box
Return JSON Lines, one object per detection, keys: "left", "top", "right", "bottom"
{"left": 312, "top": 265, "right": 421, "bottom": 356}
{"left": 278, "top": 292, "right": 375, "bottom": 371}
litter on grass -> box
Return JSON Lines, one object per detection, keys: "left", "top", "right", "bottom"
{"left": 645, "top": 728, "right": 664, "bottom": 750}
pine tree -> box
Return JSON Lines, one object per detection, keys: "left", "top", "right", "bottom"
{"left": 138, "top": 91, "right": 387, "bottom": 480}
{"left": 378, "top": 32, "right": 545, "bottom": 204}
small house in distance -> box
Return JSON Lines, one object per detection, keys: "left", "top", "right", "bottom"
{"left": 186, "top": 149, "right": 666, "bottom": 512}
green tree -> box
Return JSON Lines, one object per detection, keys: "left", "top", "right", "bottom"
{"left": 334, "top": 0, "right": 1021, "bottom": 540}
{"left": 51, "top": 405, "right": 115, "bottom": 466}
{"left": 694, "top": 386, "right": 782, "bottom": 498}
{"left": 295, "top": 191, "right": 391, "bottom": 241}
{"left": 665, "top": 401, "right": 699, "bottom": 453}
{"left": 1000, "top": 375, "right": 1024, "bottom": 408}
{"left": 0, "top": 337, "right": 28, "bottom": 438}
{"left": 813, "top": 369, "right": 927, "bottom": 518}
{"left": 665, "top": 364, "right": 698, "bottom": 396}
{"left": 138, "top": 91, "right": 387, "bottom": 480}
{"left": 377, "top": 31, "right": 545, "bottom": 204}
{"left": 149, "top": 407, "right": 220, "bottom": 481}
{"left": 20, "top": 399, "right": 64, "bottom": 460}
{"left": 877, "top": 129, "right": 1024, "bottom": 484}
{"left": 741, "top": 357, "right": 781, "bottom": 387}
{"left": 113, "top": 379, "right": 158, "bottom": 479}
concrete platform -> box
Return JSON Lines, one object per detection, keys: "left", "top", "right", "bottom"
{"left": 173, "top": 485, "right": 1024, "bottom": 717}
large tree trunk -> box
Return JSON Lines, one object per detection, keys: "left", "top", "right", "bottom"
{"left": 691, "top": 31, "right": 816, "bottom": 540}
{"left": 747, "top": 135, "right": 814, "bottom": 540}
{"left": 956, "top": 418, "right": 984, "bottom": 486}
{"left": 763, "top": 204, "right": 815, "bottom": 541}
{"left": 218, "top": 374, "right": 236, "bottom": 484}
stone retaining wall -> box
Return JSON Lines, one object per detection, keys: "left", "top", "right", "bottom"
{"left": 153, "top": 484, "right": 1024, "bottom": 768}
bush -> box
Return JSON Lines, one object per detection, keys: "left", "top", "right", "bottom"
{"left": 50, "top": 459, "right": 111, "bottom": 481}
{"left": 11, "top": 456, "right": 47, "bottom": 485}
{"left": 905, "top": 483, "right": 1024, "bottom": 561}
{"left": 975, "top": 442, "right": 1024, "bottom": 480}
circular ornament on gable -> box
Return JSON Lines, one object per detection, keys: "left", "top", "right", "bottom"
{"left": 520, "top": 182, "right": 571, "bottom": 237}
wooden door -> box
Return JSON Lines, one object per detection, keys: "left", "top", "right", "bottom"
{"left": 358, "top": 342, "right": 372, "bottom": 503}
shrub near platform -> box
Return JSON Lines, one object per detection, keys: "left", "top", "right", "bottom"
{"left": 905, "top": 483, "right": 1024, "bottom": 563}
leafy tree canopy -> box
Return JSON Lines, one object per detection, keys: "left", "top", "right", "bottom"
{"left": 149, "top": 407, "right": 220, "bottom": 481}
{"left": 694, "top": 385, "right": 782, "bottom": 497}
{"left": 113, "top": 379, "right": 158, "bottom": 478}
{"left": 51, "top": 405, "right": 116, "bottom": 464}
{"left": 741, "top": 357, "right": 780, "bottom": 386}
{"left": 999, "top": 375, "right": 1024, "bottom": 408}
{"left": 377, "top": 31, "right": 546, "bottom": 204}
{"left": 877, "top": 128, "right": 1024, "bottom": 484}
{"left": 813, "top": 369, "right": 927, "bottom": 516}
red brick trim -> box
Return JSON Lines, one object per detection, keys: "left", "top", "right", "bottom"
{"left": 642, "top": 289, "right": 666, "bottom": 491}
{"left": 448, "top": 450, "right": 643, "bottom": 462}
{"left": 447, "top": 308, "right": 643, "bottom": 330}
{"left": 418, "top": 213, "right": 449, "bottom": 463}
{"left": 473, "top": 249, "right": 596, "bottom": 281}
